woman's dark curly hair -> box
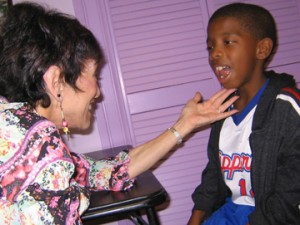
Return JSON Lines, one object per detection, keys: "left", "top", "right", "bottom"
{"left": 0, "top": 2, "right": 104, "bottom": 108}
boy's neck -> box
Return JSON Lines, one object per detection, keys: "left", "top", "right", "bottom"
{"left": 234, "top": 75, "right": 267, "bottom": 111}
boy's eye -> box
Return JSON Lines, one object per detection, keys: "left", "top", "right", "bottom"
{"left": 206, "top": 45, "right": 213, "bottom": 51}
{"left": 224, "top": 40, "right": 234, "bottom": 45}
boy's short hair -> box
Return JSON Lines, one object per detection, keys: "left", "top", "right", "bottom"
{"left": 208, "top": 3, "right": 277, "bottom": 50}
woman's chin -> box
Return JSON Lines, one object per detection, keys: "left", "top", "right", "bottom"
{"left": 77, "top": 121, "right": 92, "bottom": 132}
{"left": 67, "top": 115, "right": 94, "bottom": 133}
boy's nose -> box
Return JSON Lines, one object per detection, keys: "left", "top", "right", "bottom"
{"left": 210, "top": 48, "right": 222, "bottom": 59}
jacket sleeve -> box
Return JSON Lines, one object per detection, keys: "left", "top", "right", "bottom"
{"left": 191, "top": 122, "right": 230, "bottom": 216}
{"left": 249, "top": 88, "right": 300, "bottom": 224}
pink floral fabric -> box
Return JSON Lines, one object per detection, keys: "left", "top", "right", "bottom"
{"left": 0, "top": 97, "right": 134, "bottom": 224}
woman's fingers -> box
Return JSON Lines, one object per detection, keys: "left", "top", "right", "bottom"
{"left": 195, "top": 89, "right": 239, "bottom": 124}
{"left": 210, "top": 89, "right": 237, "bottom": 105}
{"left": 217, "top": 95, "right": 239, "bottom": 113}
{"left": 207, "top": 88, "right": 229, "bottom": 102}
{"left": 192, "top": 92, "right": 203, "bottom": 103}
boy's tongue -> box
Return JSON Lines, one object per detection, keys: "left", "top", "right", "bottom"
{"left": 219, "top": 67, "right": 231, "bottom": 77}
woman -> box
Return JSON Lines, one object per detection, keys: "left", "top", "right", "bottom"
{"left": 0, "top": 2, "right": 238, "bottom": 225}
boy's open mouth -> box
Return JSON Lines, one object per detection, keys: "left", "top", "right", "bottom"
{"left": 216, "top": 65, "right": 231, "bottom": 79}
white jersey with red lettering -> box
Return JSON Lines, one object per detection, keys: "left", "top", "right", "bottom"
{"left": 219, "top": 106, "right": 255, "bottom": 206}
{"left": 219, "top": 80, "right": 269, "bottom": 206}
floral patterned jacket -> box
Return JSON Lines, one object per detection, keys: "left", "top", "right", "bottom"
{"left": 0, "top": 97, "right": 134, "bottom": 225}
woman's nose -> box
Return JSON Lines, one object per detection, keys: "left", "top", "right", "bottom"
{"left": 95, "top": 86, "right": 101, "bottom": 99}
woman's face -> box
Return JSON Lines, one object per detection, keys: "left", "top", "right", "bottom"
{"left": 62, "top": 60, "right": 101, "bottom": 130}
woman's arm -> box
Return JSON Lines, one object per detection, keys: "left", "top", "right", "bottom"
{"left": 128, "top": 89, "right": 238, "bottom": 178}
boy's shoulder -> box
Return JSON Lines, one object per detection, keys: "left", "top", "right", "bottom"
{"left": 280, "top": 86, "right": 300, "bottom": 102}
{"left": 276, "top": 86, "right": 300, "bottom": 116}
{"left": 266, "top": 70, "right": 300, "bottom": 102}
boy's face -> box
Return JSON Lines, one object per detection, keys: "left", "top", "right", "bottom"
{"left": 207, "top": 17, "right": 261, "bottom": 90}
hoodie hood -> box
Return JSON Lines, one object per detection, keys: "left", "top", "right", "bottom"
{"left": 265, "top": 70, "right": 296, "bottom": 89}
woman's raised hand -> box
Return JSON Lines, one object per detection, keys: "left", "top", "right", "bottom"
{"left": 128, "top": 89, "right": 239, "bottom": 179}
{"left": 175, "top": 89, "right": 239, "bottom": 136}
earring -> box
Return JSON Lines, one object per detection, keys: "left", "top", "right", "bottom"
{"left": 58, "top": 94, "right": 70, "bottom": 139}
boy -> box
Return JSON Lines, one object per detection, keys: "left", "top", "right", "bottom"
{"left": 188, "top": 3, "right": 300, "bottom": 225}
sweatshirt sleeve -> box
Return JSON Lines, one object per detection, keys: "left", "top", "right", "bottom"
{"left": 191, "top": 122, "right": 230, "bottom": 216}
{"left": 249, "top": 87, "right": 300, "bottom": 224}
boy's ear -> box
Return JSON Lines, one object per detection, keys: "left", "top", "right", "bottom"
{"left": 256, "top": 37, "right": 273, "bottom": 60}
{"left": 43, "top": 65, "right": 63, "bottom": 100}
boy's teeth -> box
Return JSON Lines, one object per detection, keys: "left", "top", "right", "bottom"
{"left": 216, "top": 66, "right": 231, "bottom": 78}
{"left": 216, "top": 66, "right": 227, "bottom": 71}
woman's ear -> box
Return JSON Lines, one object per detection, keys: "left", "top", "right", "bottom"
{"left": 256, "top": 37, "right": 273, "bottom": 60}
{"left": 43, "top": 65, "right": 63, "bottom": 100}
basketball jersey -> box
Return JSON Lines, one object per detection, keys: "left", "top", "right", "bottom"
{"left": 219, "top": 80, "right": 269, "bottom": 206}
